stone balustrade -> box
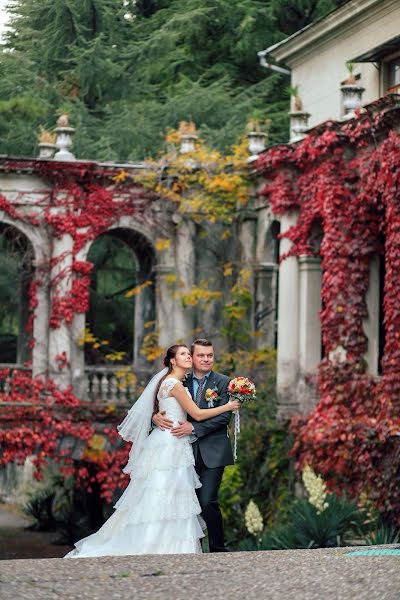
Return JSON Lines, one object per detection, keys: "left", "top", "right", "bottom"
{"left": 0, "top": 363, "right": 149, "bottom": 404}
{"left": 84, "top": 366, "right": 139, "bottom": 404}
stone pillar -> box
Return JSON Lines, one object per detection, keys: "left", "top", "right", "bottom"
{"left": 156, "top": 264, "right": 184, "bottom": 347}
{"left": 154, "top": 218, "right": 195, "bottom": 348}
{"left": 173, "top": 218, "right": 196, "bottom": 340}
{"left": 297, "top": 256, "right": 322, "bottom": 413}
{"left": 276, "top": 212, "right": 299, "bottom": 417}
{"left": 298, "top": 256, "right": 322, "bottom": 373}
{"left": 31, "top": 266, "right": 50, "bottom": 379}
{"left": 70, "top": 312, "right": 86, "bottom": 398}
{"left": 363, "top": 255, "right": 380, "bottom": 376}
{"left": 134, "top": 274, "right": 155, "bottom": 365}
{"left": 239, "top": 211, "right": 257, "bottom": 266}
{"left": 238, "top": 211, "right": 257, "bottom": 340}
{"left": 254, "top": 262, "right": 278, "bottom": 347}
{"left": 48, "top": 230, "right": 74, "bottom": 388}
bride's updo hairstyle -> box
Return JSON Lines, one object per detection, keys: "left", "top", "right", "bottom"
{"left": 153, "top": 344, "right": 190, "bottom": 414}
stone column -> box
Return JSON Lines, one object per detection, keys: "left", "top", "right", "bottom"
{"left": 363, "top": 255, "right": 380, "bottom": 376}
{"left": 297, "top": 256, "right": 322, "bottom": 413}
{"left": 31, "top": 265, "right": 50, "bottom": 379}
{"left": 298, "top": 256, "right": 322, "bottom": 373}
{"left": 238, "top": 211, "right": 257, "bottom": 342}
{"left": 173, "top": 218, "right": 196, "bottom": 340}
{"left": 239, "top": 211, "right": 256, "bottom": 266}
{"left": 254, "top": 262, "right": 278, "bottom": 348}
{"left": 156, "top": 264, "right": 185, "bottom": 347}
{"left": 69, "top": 236, "right": 89, "bottom": 399}
{"left": 134, "top": 273, "right": 155, "bottom": 366}
{"left": 48, "top": 229, "right": 74, "bottom": 388}
{"left": 276, "top": 212, "right": 299, "bottom": 418}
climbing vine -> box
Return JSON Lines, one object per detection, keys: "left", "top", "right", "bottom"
{"left": 140, "top": 122, "right": 252, "bottom": 223}
{"left": 257, "top": 96, "right": 400, "bottom": 524}
{"left": 0, "top": 129, "right": 256, "bottom": 504}
{"left": 0, "top": 159, "right": 158, "bottom": 500}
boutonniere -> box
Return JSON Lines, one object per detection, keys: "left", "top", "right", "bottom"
{"left": 205, "top": 386, "right": 220, "bottom": 407}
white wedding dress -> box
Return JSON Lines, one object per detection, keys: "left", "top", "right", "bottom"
{"left": 65, "top": 377, "right": 204, "bottom": 557}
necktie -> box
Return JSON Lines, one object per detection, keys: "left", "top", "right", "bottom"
{"left": 195, "top": 377, "right": 205, "bottom": 406}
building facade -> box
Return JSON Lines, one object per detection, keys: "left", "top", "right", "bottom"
{"left": 258, "top": 0, "right": 400, "bottom": 417}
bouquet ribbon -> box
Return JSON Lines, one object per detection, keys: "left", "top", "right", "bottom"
{"left": 233, "top": 409, "right": 240, "bottom": 461}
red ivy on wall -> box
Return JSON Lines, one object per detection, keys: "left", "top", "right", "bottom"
{"left": 0, "top": 160, "right": 158, "bottom": 501}
{"left": 0, "top": 369, "right": 130, "bottom": 502}
{"left": 257, "top": 96, "right": 400, "bottom": 524}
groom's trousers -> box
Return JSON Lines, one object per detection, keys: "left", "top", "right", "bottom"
{"left": 194, "top": 450, "right": 227, "bottom": 552}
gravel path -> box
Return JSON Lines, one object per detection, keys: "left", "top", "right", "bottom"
{"left": 0, "top": 546, "right": 399, "bottom": 600}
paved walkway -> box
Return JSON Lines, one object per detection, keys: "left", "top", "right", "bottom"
{"left": 0, "top": 546, "right": 399, "bottom": 600}
{"left": 0, "top": 503, "right": 71, "bottom": 560}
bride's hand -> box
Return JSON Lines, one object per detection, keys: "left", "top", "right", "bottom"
{"left": 228, "top": 400, "right": 241, "bottom": 411}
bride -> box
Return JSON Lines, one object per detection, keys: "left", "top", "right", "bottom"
{"left": 65, "top": 344, "right": 240, "bottom": 557}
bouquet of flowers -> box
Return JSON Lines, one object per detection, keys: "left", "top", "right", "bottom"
{"left": 228, "top": 377, "right": 256, "bottom": 404}
{"left": 228, "top": 376, "right": 256, "bottom": 459}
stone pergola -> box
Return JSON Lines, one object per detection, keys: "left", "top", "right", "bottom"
{"left": 0, "top": 158, "right": 202, "bottom": 400}
{"left": 0, "top": 161, "right": 279, "bottom": 401}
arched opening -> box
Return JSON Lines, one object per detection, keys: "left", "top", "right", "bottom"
{"left": 0, "top": 223, "right": 34, "bottom": 364}
{"left": 255, "top": 220, "right": 280, "bottom": 348}
{"left": 85, "top": 228, "right": 156, "bottom": 366}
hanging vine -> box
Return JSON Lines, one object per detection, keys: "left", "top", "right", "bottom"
{"left": 256, "top": 96, "right": 400, "bottom": 524}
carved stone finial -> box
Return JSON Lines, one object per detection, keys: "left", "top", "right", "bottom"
{"left": 57, "top": 113, "right": 69, "bottom": 128}
{"left": 38, "top": 127, "right": 56, "bottom": 145}
{"left": 37, "top": 127, "right": 56, "bottom": 159}
{"left": 178, "top": 121, "right": 197, "bottom": 136}
{"left": 54, "top": 112, "right": 76, "bottom": 161}
{"left": 292, "top": 94, "right": 303, "bottom": 112}
{"left": 178, "top": 121, "right": 198, "bottom": 155}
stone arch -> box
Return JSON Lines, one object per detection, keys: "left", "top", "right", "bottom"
{"left": 0, "top": 216, "right": 50, "bottom": 377}
{"left": 0, "top": 221, "right": 35, "bottom": 365}
{"left": 255, "top": 219, "right": 281, "bottom": 348}
{"left": 84, "top": 226, "right": 156, "bottom": 366}
{"left": 265, "top": 219, "right": 281, "bottom": 263}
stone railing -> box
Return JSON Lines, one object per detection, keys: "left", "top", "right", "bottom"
{"left": 0, "top": 363, "right": 32, "bottom": 393}
{"left": 0, "top": 363, "right": 152, "bottom": 404}
{"left": 84, "top": 365, "right": 149, "bottom": 404}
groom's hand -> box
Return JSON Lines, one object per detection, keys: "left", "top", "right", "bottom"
{"left": 171, "top": 421, "right": 193, "bottom": 438}
{"left": 152, "top": 411, "right": 173, "bottom": 431}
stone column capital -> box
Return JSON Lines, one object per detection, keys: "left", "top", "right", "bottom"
{"left": 299, "top": 255, "right": 322, "bottom": 270}
{"left": 155, "top": 264, "right": 175, "bottom": 275}
{"left": 254, "top": 262, "right": 278, "bottom": 276}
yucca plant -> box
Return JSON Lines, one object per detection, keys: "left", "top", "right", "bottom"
{"left": 364, "top": 523, "right": 400, "bottom": 546}
{"left": 24, "top": 488, "right": 57, "bottom": 531}
{"left": 261, "top": 494, "right": 362, "bottom": 550}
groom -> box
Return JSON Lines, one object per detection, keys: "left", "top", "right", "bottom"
{"left": 152, "top": 338, "right": 234, "bottom": 552}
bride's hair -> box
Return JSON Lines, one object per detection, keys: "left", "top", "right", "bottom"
{"left": 153, "top": 344, "right": 190, "bottom": 414}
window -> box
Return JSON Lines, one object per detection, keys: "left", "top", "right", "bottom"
{"left": 387, "top": 58, "right": 400, "bottom": 92}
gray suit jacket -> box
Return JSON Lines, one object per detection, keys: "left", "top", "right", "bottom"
{"left": 185, "top": 371, "right": 234, "bottom": 469}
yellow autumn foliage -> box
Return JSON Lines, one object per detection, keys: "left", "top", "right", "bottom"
{"left": 155, "top": 238, "right": 171, "bottom": 251}
{"left": 125, "top": 280, "right": 152, "bottom": 298}
{"left": 178, "top": 284, "right": 223, "bottom": 307}
{"left": 137, "top": 127, "right": 252, "bottom": 224}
